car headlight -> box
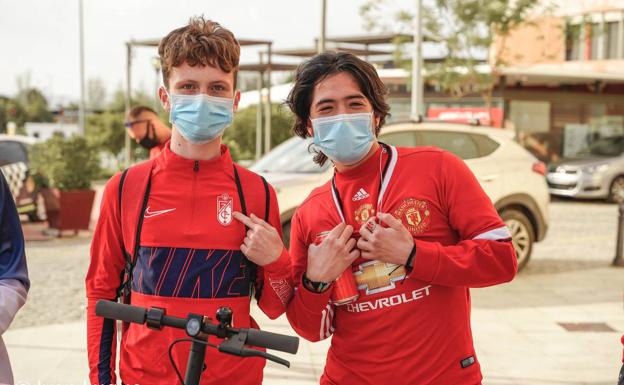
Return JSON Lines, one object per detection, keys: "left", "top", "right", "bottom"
{"left": 583, "top": 163, "right": 610, "bottom": 174}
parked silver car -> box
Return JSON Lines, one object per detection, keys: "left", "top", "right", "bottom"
{"left": 547, "top": 136, "right": 624, "bottom": 202}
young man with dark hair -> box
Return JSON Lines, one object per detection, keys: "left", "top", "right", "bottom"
{"left": 0, "top": 172, "right": 29, "bottom": 385}
{"left": 86, "top": 17, "right": 292, "bottom": 385}
{"left": 125, "top": 105, "right": 172, "bottom": 159}
{"left": 285, "top": 51, "right": 517, "bottom": 385}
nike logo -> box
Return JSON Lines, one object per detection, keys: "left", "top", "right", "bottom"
{"left": 352, "top": 188, "right": 370, "bottom": 201}
{"left": 144, "top": 206, "right": 176, "bottom": 218}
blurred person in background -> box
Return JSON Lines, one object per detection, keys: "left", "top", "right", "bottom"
{"left": 0, "top": 172, "right": 29, "bottom": 385}
{"left": 125, "top": 105, "right": 172, "bottom": 159}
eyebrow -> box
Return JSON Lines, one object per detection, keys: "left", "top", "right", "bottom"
{"left": 315, "top": 94, "right": 366, "bottom": 107}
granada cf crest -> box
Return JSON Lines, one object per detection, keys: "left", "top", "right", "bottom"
{"left": 394, "top": 198, "right": 431, "bottom": 234}
{"left": 217, "top": 193, "right": 233, "bottom": 226}
{"left": 354, "top": 203, "right": 375, "bottom": 225}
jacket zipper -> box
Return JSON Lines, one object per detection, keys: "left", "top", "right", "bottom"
{"left": 191, "top": 161, "right": 199, "bottom": 226}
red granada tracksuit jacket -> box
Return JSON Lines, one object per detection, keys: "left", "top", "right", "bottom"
{"left": 86, "top": 144, "right": 293, "bottom": 385}
{"left": 287, "top": 144, "right": 517, "bottom": 385}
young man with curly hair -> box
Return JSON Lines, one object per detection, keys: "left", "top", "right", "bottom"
{"left": 86, "top": 17, "right": 292, "bottom": 385}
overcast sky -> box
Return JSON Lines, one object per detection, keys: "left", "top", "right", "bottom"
{"left": 0, "top": 0, "right": 414, "bottom": 106}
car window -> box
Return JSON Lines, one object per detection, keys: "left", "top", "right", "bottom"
{"left": 251, "top": 136, "right": 330, "bottom": 173}
{"left": 418, "top": 131, "right": 479, "bottom": 160}
{"left": 471, "top": 133, "right": 500, "bottom": 157}
{"left": 0, "top": 141, "right": 28, "bottom": 166}
{"left": 378, "top": 131, "right": 419, "bottom": 147}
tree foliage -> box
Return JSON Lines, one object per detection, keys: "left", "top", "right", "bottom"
{"left": 361, "top": 0, "right": 542, "bottom": 100}
{"left": 225, "top": 103, "right": 295, "bottom": 161}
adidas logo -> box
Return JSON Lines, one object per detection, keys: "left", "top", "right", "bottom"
{"left": 352, "top": 188, "right": 370, "bottom": 201}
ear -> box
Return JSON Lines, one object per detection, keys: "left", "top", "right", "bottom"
{"left": 373, "top": 113, "right": 381, "bottom": 131}
{"left": 306, "top": 117, "right": 314, "bottom": 137}
{"left": 232, "top": 90, "right": 241, "bottom": 113}
{"left": 158, "top": 86, "right": 170, "bottom": 111}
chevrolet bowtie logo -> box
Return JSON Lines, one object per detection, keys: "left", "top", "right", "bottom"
{"left": 354, "top": 261, "right": 406, "bottom": 295}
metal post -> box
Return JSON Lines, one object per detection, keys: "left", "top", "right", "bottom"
{"left": 263, "top": 43, "right": 272, "bottom": 155}
{"left": 78, "top": 0, "right": 86, "bottom": 135}
{"left": 124, "top": 42, "right": 132, "bottom": 167}
{"left": 256, "top": 53, "right": 264, "bottom": 159}
{"left": 614, "top": 203, "right": 624, "bottom": 267}
{"left": 410, "top": 0, "right": 424, "bottom": 120}
{"left": 318, "top": 0, "right": 327, "bottom": 53}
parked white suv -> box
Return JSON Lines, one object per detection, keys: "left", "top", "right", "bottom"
{"left": 252, "top": 121, "right": 550, "bottom": 271}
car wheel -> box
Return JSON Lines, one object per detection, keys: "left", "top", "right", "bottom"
{"left": 609, "top": 176, "right": 624, "bottom": 203}
{"left": 282, "top": 221, "right": 291, "bottom": 249}
{"left": 27, "top": 192, "right": 47, "bottom": 222}
{"left": 500, "top": 209, "right": 534, "bottom": 272}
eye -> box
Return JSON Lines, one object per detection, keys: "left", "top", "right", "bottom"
{"left": 212, "top": 84, "right": 226, "bottom": 92}
{"left": 180, "top": 83, "right": 196, "bottom": 91}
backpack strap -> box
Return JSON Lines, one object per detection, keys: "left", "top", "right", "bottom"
{"left": 115, "top": 160, "right": 154, "bottom": 305}
{"left": 261, "top": 176, "right": 270, "bottom": 222}
{"left": 232, "top": 164, "right": 272, "bottom": 301}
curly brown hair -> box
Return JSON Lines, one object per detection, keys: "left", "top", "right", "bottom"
{"left": 286, "top": 51, "right": 390, "bottom": 166}
{"left": 158, "top": 16, "right": 240, "bottom": 89}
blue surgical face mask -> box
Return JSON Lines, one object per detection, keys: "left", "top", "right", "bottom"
{"left": 312, "top": 112, "right": 375, "bottom": 165}
{"left": 168, "top": 93, "right": 234, "bottom": 144}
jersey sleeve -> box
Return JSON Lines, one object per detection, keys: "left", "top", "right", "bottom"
{"left": 285, "top": 209, "right": 335, "bottom": 342}
{"left": 85, "top": 173, "right": 125, "bottom": 385}
{"left": 255, "top": 183, "right": 294, "bottom": 320}
{"left": 409, "top": 151, "right": 517, "bottom": 288}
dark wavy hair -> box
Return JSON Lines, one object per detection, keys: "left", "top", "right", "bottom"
{"left": 285, "top": 51, "right": 390, "bottom": 166}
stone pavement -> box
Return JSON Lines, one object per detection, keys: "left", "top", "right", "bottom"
{"left": 4, "top": 200, "right": 624, "bottom": 385}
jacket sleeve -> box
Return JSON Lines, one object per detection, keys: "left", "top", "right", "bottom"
{"left": 285, "top": 210, "right": 335, "bottom": 342}
{"left": 255, "top": 184, "right": 294, "bottom": 320}
{"left": 408, "top": 151, "right": 518, "bottom": 288}
{"left": 0, "top": 172, "right": 29, "bottom": 335}
{"left": 85, "top": 173, "right": 125, "bottom": 385}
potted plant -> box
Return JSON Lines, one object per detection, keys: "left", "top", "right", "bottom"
{"left": 29, "top": 133, "right": 101, "bottom": 236}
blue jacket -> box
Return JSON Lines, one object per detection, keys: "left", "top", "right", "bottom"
{"left": 0, "top": 172, "right": 29, "bottom": 288}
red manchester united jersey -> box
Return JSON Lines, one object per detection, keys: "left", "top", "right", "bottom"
{"left": 286, "top": 144, "right": 517, "bottom": 385}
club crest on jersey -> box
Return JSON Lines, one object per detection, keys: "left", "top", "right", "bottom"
{"left": 354, "top": 203, "right": 375, "bottom": 225}
{"left": 217, "top": 193, "right": 233, "bottom": 226}
{"left": 394, "top": 198, "right": 431, "bottom": 234}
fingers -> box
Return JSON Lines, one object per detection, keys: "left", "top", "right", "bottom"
{"left": 337, "top": 224, "right": 354, "bottom": 243}
{"left": 249, "top": 213, "right": 272, "bottom": 230}
{"left": 377, "top": 212, "right": 402, "bottom": 230}
{"left": 357, "top": 237, "right": 373, "bottom": 252}
{"left": 359, "top": 221, "right": 373, "bottom": 241}
{"left": 233, "top": 211, "right": 255, "bottom": 228}
{"left": 345, "top": 237, "right": 357, "bottom": 251}
{"left": 328, "top": 222, "right": 347, "bottom": 239}
{"left": 360, "top": 250, "right": 374, "bottom": 260}
{"left": 240, "top": 243, "right": 250, "bottom": 255}
{"left": 347, "top": 248, "right": 360, "bottom": 262}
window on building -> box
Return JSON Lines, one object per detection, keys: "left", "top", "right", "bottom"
{"left": 590, "top": 23, "right": 602, "bottom": 60}
{"left": 606, "top": 21, "right": 620, "bottom": 59}
{"left": 566, "top": 24, "right": 581, "bottom": 61}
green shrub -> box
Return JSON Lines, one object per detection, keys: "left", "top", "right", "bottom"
{"left": 29, "top": 133, "right": 101, "bottom": 190}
